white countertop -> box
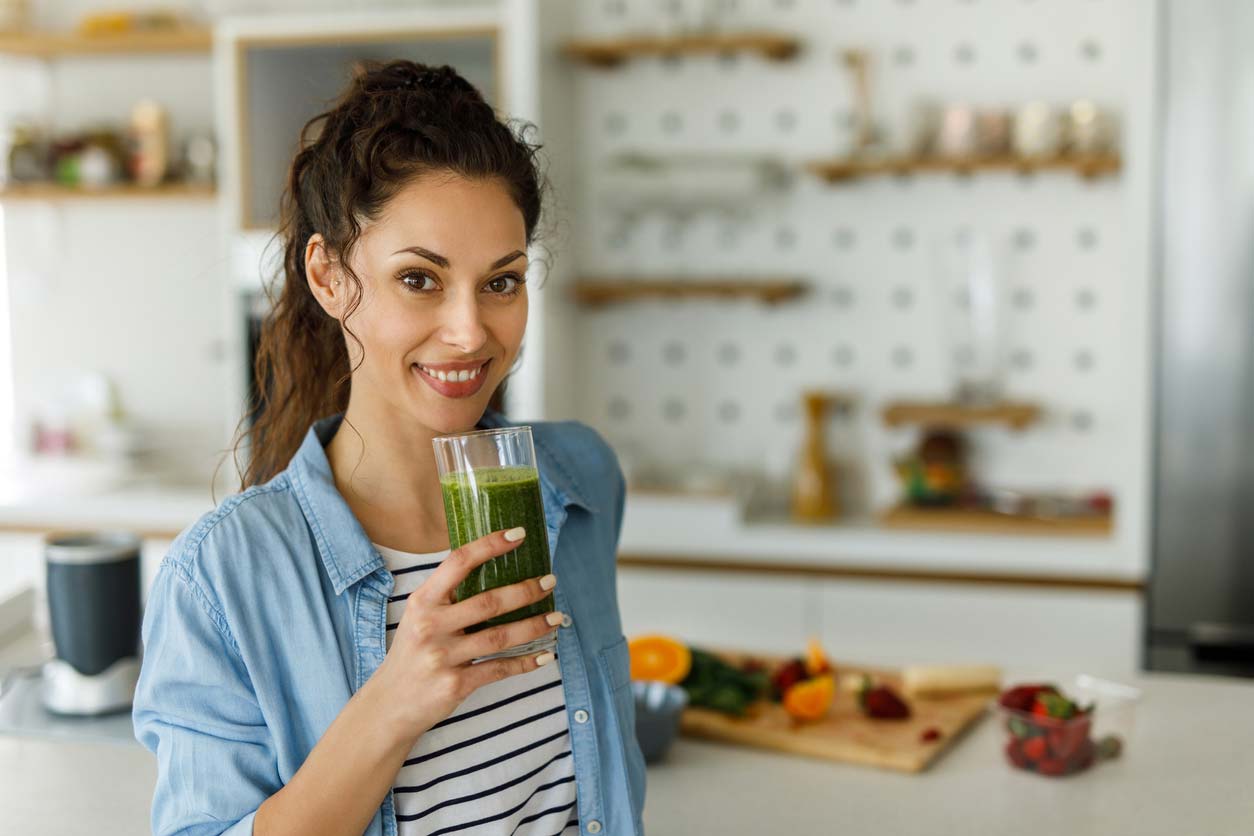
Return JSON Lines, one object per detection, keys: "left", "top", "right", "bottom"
{"left": 0, "top": 477, "right": 215, "bottom": 539}
{"left": 644, "top": 671, "right": 1254, "bottom": 834}
{"left": 3, "top": 612, "right": 1251, "bottom": 836}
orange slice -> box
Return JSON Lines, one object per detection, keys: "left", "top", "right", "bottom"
{"left": 783, "top": 674, "right": 835, "bottom": 722}
{"left": 628, "top": 634, "right": 692, "bottom": 685}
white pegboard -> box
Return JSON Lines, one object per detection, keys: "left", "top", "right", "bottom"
{"left": 564, "top": 0, "right": 1154, "bottom": 521}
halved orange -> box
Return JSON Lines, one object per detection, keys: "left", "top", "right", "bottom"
{"left": 783, "top": 674, "right": 835, "bottom": 722}
{"left": 628, "top": 634, "right": 692, "bottom": 684}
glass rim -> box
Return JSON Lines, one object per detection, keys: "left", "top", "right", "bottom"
{"left": 432, "top": 425, "right": 533, "bottom": 445}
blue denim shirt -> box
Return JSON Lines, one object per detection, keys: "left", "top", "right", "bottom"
{"left": 132, "top": 410, "right": 646, "bottom": 836}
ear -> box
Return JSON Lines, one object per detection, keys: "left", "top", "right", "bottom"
{"left": 305, "top": 233, "right": 349, "bottom": 318}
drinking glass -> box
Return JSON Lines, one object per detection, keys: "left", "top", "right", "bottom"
{"left": 432, "top": 426, "right": 557, "bottom": 662}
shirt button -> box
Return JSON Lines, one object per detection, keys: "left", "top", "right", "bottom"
{"left": 587, "top": 821, "right": 602, "bottom": 834}
{"left": 573, "top": 709, "right": 589, "bottom": 724}
{"left": 560, "top": 613, "right": 573, "bottom": 628}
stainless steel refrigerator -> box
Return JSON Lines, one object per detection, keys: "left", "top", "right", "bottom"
{"left": 1147, "top": 0, "right": 1254, "bottom": 678}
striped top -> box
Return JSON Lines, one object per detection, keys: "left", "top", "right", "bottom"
{"left": 376, "top": 543, "right": 580, "bottom": 836}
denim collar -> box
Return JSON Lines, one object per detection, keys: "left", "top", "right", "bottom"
{"left": 286, "top": 410, "right": 592, "bottom": 595}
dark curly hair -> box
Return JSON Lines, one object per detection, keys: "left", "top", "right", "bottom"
{"left": 223, "top": 59, "right": 546, "bottom": 492}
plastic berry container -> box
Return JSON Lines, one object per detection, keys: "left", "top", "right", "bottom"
{"left": 999, "top": 675, "right": 1140, "bottom": 778}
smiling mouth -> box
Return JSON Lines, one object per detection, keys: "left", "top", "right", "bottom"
{"left": 413, "top": 361, "right": 489, "bottom": 383}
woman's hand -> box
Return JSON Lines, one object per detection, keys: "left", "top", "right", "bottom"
{"left": 367, "top": 526, "right": 561, "bottom": 744}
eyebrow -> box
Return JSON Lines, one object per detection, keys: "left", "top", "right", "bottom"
{"left": 391, "top": 246, "right": 526, "bottom": 271}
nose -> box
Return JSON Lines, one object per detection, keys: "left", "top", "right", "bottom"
{"left": 438, "top": 287, "right": 488, "bottom": 355}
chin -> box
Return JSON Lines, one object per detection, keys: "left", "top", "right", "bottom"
{"left": 415, "top": 394, "right": 492, "bottom": 436}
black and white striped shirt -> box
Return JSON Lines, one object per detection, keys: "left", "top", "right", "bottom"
{"left": 376, "top": 543, "right": 580, "bottom": 836}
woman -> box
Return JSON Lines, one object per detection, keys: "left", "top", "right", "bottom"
{"left": 132, "top": 60, "right": 646, "bottom": 836}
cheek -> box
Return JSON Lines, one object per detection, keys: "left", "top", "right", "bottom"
{"left": 351, "top": 299, "right": 431, "bottom": 366}
{"left": 496, "top": 303, "right": 528, "bottom": 358}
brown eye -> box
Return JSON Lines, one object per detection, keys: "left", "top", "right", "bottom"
{"left": 486, "top": 274, "right": 522, "bottom": 295}
{"left": 400, "top": 272, "right": 438, "bottom": 292}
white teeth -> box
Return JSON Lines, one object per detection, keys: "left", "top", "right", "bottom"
{"left": 418, "top": 363, "right": 484, "bottom": 384}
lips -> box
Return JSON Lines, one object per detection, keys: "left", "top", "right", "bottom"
{"left": 412, "top": 359, "right": 491, "bottom": 399}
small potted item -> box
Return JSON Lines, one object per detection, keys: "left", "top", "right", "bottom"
{"left": 1013, "top": 101, "right": 1064, "bottom": 159}
{"left": 128, "top": 99, "right": 169, "bottom": 187}
{"left": 1066, "top": 100, "right": 1115, "bottom": 156}
{"left": 936, "top": 104, "right": 978, "bottom": 158}
{"left": 894, "top": 430, "right": 968, "bottom": 507}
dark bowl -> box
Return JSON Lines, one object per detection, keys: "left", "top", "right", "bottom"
{"left": 631, "top": 680, "right": 688, "bottom": 763}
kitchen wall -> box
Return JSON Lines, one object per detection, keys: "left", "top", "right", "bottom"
{"left": 0, "top": 0, "right": 478, "bottom": 485}
{"left": 0, "top": 4, "right": 225, "bottom": 482}
{"left": 567, "top": 0, "right": 1157, "bottom": 575}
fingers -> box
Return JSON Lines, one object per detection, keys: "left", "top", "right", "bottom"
{"left": 462, "top": 648, "right": 555, "bottom": 691}
{"left": 449, "top": 611, "right": 563, "bottom": 666}
{"left": 445, "top": 572, "right": 556, "bottom": 633}
{"left": 418, "top": 527, "right": 527, "bottom": 604}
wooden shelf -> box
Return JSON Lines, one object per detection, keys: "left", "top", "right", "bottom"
{"left": 0, "top": 182, "right": 217, "bottom": 201}
{"left": 882, "top": 401, "right": 1041, "bottom": 431}
{"left": 0, "top": 27, "right": 212, "bottom": 57}
{"left": 807, "top": 153, "right": 1121, "bottom": 183}
{"left": 880, "top": 504, "right": 1113, "bottom": 537}
{"left": 572, "top": 278, "right": 809, "bottom": 307}
{"left": 564, "top": 31, "right": 799, "bottom": 67}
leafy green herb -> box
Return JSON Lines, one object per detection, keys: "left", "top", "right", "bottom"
{"left": 679, "top": 648, "right": 770, "bottom": 716}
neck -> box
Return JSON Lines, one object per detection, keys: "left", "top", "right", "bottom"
{"left": 326, "top": 396, "right": 456, "bottom": 554}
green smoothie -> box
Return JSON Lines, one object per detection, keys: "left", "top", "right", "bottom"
{"left": 440, "top": 465, "right": 554, "bottom": 632}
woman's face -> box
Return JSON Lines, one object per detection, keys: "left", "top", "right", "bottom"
{"left": 312, "top": 173, "right": 529, "bottom": 436}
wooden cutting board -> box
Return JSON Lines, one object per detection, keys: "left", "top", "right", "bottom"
{"left": 678, "top": 647, "right": 994, "bottom": 773}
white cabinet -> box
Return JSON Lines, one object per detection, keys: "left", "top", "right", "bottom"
{"left": 617, "top": 565, "right": 1142, "bottom": 673}
{"left": 617, "top": 566, "right": 815, "bottom": 654}
{"left": 0, "top": 533, "right": 43, "bottom": 608}
{"left": 814, "top": 578, "right": 1141, "bottom": 674}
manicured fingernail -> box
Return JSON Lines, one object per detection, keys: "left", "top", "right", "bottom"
{"left": 539, "top": 574, "right": 556, "bottom": 590}
{"left": 504, "top": 527, "right": 526, "bottom": 542}
{"left": 545, "top": 611, "right": 563, "bottom": 626}
{"left": 535, "top": 652, "right": 555, "bottom": 666}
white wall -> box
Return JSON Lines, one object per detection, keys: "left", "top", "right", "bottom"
{"left": 1, "top": 1, "right": 476, "bottom": 484}
{"left": 567, "top": 0, "right": 1160, "bottom": 578}
{"left": 0, "top": 32, "right": 227, "bottom": 480}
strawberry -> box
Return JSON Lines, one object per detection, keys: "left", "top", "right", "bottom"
{"left": 1006, "top": 715, "right": 1039, "bottom": 739}
{"left": 998, "top": 683, "right": 1059, "bottom": 713}
{"left": 1037, "top": 757, "right": 1070, "bottom": 777}
{"left": 1004, "top": 738, "right": 1031, "bottom": 769}
{"left": 1047, "top": 715, "right": 1092, "bottom": 760}
{"left": 1032, "top": 692, "right": 1077, "bottom": 720}
{"left": 1022, "top": 736, "right": 1048, "bottom": 762}
{"left": 1071, "top": 737, "right": 1097, "bottom": 771}
{"left": 858, "top": 675, "right": 911, "bottom": 719}
{"left": 770, "top": 658, "right": 808, "bottom": 701}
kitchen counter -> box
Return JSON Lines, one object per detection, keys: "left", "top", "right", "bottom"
{"left": 0, "top": 477, "right": 215, "bottom": 539}
{"left": 645, "top": 670, "right": 1254, "bottom": 834}
{"left": 2, "top": 620, "right": 1251, "bottom": 836}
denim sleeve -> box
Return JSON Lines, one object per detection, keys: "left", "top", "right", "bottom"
{"left": 133, "top": 557, "right": 279, "bottom": 836}
{"left": 607, "top": 443, "right": 647, "bottom": 832}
